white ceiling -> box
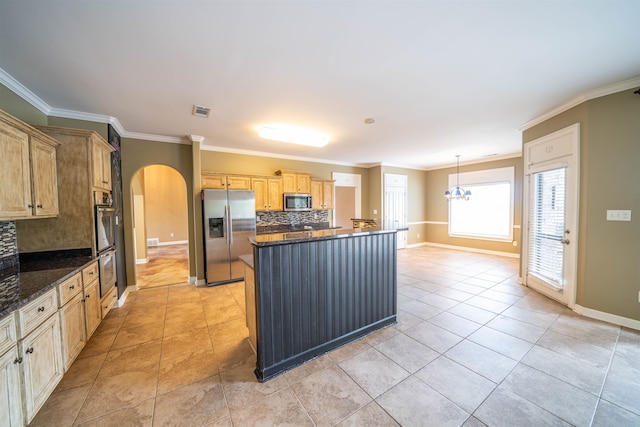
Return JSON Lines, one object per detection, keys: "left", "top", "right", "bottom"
{"left": 1, "top": 1, "right": 639, "bottom": 169}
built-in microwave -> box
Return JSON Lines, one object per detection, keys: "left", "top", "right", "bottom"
{"left": 283, "top": 193, "right": 312, "bottom": 211}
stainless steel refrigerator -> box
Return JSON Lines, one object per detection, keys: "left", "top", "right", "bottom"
{"left": 202, "top": 189, "right": 256, "bottom": 285}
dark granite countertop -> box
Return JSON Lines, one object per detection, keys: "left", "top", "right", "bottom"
{"left": 239, "top": 254, "right": 254, "bottom": 269}
{"left": 0, "top": 249, "right": 94, "bottom": 320}
{"left": 250, "top": 223, "right": 407, "bottom": 247}
{"left": 256, "top": 222, "right": 338, "bottom": 235}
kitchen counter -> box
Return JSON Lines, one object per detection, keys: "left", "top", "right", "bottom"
{"left": 0, "top": 249, "right": 94, "bottom": 320}
{"left": 251, "top": 223, "right": 407, "bottom": 246}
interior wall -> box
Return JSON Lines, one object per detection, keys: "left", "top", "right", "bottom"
{"left": 142, "top": 165, "right": 188, "bottom": 244}
{"left": 0, "top": 84, "right": 47, "bottom": 125}
{"left": 422, "top": 156, "right": 523, "bottom": 255}
{"left": 121, "top": 138, "right": 194, "bottom": 287}
{"left": 524, "top": 89, "right": 640, "bottom": 321}
{"left": 131, "top": 172, "right": 147, "bottom": 262}
{"left": 335, "top": 186, "right": 356, "bottom": 229}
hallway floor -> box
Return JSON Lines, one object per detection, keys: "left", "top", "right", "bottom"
{"left": 134, "top": 244, "right": 189, "bottom": 289}
{"left": 30, "top": 246, "right": 640, "bottom": 426}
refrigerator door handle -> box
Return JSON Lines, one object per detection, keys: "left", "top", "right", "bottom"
{"left": 228, "top": 205, "right": 234, "bottom": 245}
{"left": 224, "top": 205, "right": 230, "bottom": 245}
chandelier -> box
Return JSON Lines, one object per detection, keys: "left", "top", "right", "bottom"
{"left": 444, "top": 155, "right": 471, "bottom": 201}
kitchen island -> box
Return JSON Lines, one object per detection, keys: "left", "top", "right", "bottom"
{"left": 245, "top": 226, "right": 399, "bottom": 381}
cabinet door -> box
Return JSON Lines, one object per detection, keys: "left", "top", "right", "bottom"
{"left": 0, "top": 346, "right": 24, "bottom": 427}
{"left": 251, "top": 178, "right": 268, "bottom": 210}
{"left": 296, "top": 174, "right": 311, "bottom": 194}
{"left": 281, "top": 173, "right": 296, "bottom": 193}
{"left": 0, "top": 122, "right": 32, "bottom": 218}
{"left": 84, "top": 280, "right": 101, "bottom": 339}
{"left": 201, "top": 174, "right": 226, "bottom": 189}
{"left": 101, "top": 147, "right": 112, "bottom": 190}
{"left": 31, "top": 136, "right": 59, "bottom": 217}
{"left": 21, "top": 314, "right": 63, "bottom": 423}
{"left": 244, "top": 264, "right": 257, "bottom": 353}
{"left": 60, "top": 293, "right": 86, "bottom": 371}
{"left": 267, "top": 179, "right": 283, "bottom": 211}
{"left": 227, "top": 175, "right": 251, "bottom": 190}
{"left": 322, "top": 181, "right": 334, "bottom": 209}
{"left": 91, "top": 141, "right": 105, "bottom": 189}
{"left": 310, "top": 180, "right": 323, "bottom": 210}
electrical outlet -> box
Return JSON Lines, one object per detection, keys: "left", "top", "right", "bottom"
{"left": 638, "top": 291, "right": 640, "bottom": 303}
{"left": 512, "top": 240, "right": 517, "bottom": 246}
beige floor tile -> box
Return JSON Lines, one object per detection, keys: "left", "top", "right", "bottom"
{"left": 501, "top": 364, "right": 599, "bottom": 426}
{"left": 204, "top": 302, "right": 245, "bottom": 326}
{"left": 448, "top": 303, "right": 497, "bottom": 324}
{"left": 415, "top": 356, "right": 496, "bottom": 413}
{"left": 28, "top": 384, "right": 91, "bottom": 427}
{"left": 434, "top": 287, "right": 475, "bottom": 302}
{"left": 550, "top": 313, "right": 619, "bottom": 350}
{"left": 283, "top": 354, "right": 335, "bottom": 385}
{"left": 361, "top": 324, "right": 399, "bottom": 346}
{"left": 163, "top": 311, "right": 207, "bottom": 337}
{"left": 616, "top": 327, "right": 640, "bottom": 361}
{"left": 100, "top": 340, "right": 162, "bottom": 376}
{"left": 478, "top": 289, "right": 523, "bottom": 305}
{"left": 157, "top": 349, "right": 219, "bottom": 395}
{"left": 214, "top": 338, "right": 256, "bottom": 373}
{"left": 121, "top": 308, "right": 166, "bottom": 330}
{"left": 161, "top": 326, "right": 213, "bottom": 361}
{"left": 230, "top": 388, "right": 314, "bottom": 426}
{"left": 291, "top": 365, "right": 371, "bottom": 426}
{"left": 465, "top": 295, "right": 512, "bottom": 314}
{"left": 405, "top": 321, "right": 463, "bottom": 353}
{"left": 54, "top": 352, "right": 107, "bottom": 393}
{"left": 76, "top": 398, "right": 154, "bottom": 427}
{"left": 537, "top": 330, "right": 613, "bottom": 368}
{"left": 445, "top": 340, "right": 518, "bottom": 383}
{"left": 336, "top": 401, "right": 400, "bottom": 426}
{"left": 602, "top": 354, "right": 640, "bottom": 415}
{"left": 428, "top": 311, "right": 482, "bottom": 337}
{"left": 501, "top": 305, "right": 558, "bottom": 329}
{"left": 419, "top": 293, "right": 460, "bottom": 310}
{"left": 485, "top": 315, "right": 547, "bottom": 343}
{"left": 398, "top": 299, "right": 443, "bottom": 320}
{"left": 592, "top": 399, "right": 640, "bottom": 426}
{"left": 339, "top": 347, "right": 410, "bottom": 398}
{"left": 153, "top": 375, "right": 229, "bottom": 427}
{"left": 77, "top": 331, "right": 117, "bottom": 359}
{"left": 220, "top": 360, "right": 289, "bottom": 411}
{"left": 377, "top": 376, "right": 469, "bottom": 427}
{"left": 392, "top": 309, "right": 423, "bottom": 332}
{"left": 375, "top": 332, "right": 439, "bottom": 373}
{"left": 111, "top": 322, "right": 164, "bottom": 350}
{"left": 467, "top": 326, "right": 534, "bottom": 361}
{"left": 327, "top": 337, "right": 371, "bottom": 363}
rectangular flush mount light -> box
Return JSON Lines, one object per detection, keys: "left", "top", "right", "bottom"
{"left": 258, "top": 124, "right": 330, "bottom": 147}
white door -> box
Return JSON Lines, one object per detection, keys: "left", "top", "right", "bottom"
{"left": 522, "top": 124, "right": 579, "bottom": 307}
{"left": 384, "top": 173, "right": 407, "bottom": 249}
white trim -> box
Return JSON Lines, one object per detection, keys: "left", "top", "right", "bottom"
{"left": 408, "top": 220, "right": 448, "bottom": 225}
{"left": 0, "top": 67, "right": 51, "bottom": 114}
{"left": 519, "top": 76, "right": 640, "bottom": 131}
{"left": 135, "top": 258, "right": 149, "bottom": 265}
{"left": 201, "top": 143, "right": 365, "bottom": 167}
{"left": 194, "top": 279, "right": 207, "bottom": 287}
{"left": 156, "top": 240, "right": 188, "bottom": 246}
{"left": 517, "top": 276, "right": 525, "bottom": 285}
{"left": 423, "top": 152, "right": 523, "bottom": 171}
{"left": 574, "top": 304, "right": 640, "bottom": 331}
{"left": 121, "top": 131, "right": 185, "bottom": 144}
{"left": 513, "top": 225, "right": 521, "bottom": 229}
{"left": 188, "top": 276, "right": 197, "bottom": 284}
{"left": 117, "top": 286, "right": 133, "bottom": 307}
{"left": 332, "top": 172, "right": 362, "bottom": 220}
{"left": 423, "top": 242, "right": 520, "bottom": 259}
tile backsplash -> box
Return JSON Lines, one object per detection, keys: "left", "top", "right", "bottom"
{"left": 0, "top": 221, "right": 17, "bottom": 258}
{"left": 257, "top": 210, "right": 330, "bottom": 227}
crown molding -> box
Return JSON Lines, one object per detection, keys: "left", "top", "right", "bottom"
{"left": 519, "top": 75, "right": 640, "bottom": 132}
{"left": 121, "top": 131, "right": 187, "bottom": 144}
{"left": 422, "top": 152, "right": 522, "bottom": 171}
{"left": 0, "top": 67, "right": 52, "bottom": 114}
{"left": 200, "top": 144, "right": 366, "bottom": 168}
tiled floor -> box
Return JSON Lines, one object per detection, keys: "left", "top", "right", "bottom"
{"left": 134, "top": 244, "right": 189, "bottom": 289}
{"left": 30, "top": 246, "right": 640, "bottom": 426}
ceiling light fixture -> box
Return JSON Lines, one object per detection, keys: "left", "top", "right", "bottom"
{"left": 257, "top": 124, "right": 329, "bottom": 147}
{"left": 445, "top": 155, "right": 471, "bottom": 201}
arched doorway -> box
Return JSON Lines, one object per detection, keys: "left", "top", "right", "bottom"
{"left": 130, "top": 165, "right": 189, "bottom": 288}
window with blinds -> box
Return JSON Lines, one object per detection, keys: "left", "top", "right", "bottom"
{"left": 527, "top": 167, "right": 567, "bottom": 288}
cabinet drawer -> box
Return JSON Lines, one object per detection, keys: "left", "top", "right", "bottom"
{"left": 82, "top": 261, "right": 99, "bottom": 285}
{"left": 57, "top": 273, "right": 82, "bottom": 306}
{"left": 17, "top": 288, "right": 58, "bottom": 338}
{"left": 0, "top": 314, "right": 17, "bottom": 356}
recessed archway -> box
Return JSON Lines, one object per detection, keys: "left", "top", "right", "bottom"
{"left": 130, "top": 164, "right": 189, "bottom": 288}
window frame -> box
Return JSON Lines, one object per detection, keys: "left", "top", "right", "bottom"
{"left": 447, "top": 166, "right": 515, "bottom": 242}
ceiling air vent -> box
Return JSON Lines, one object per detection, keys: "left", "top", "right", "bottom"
{"left": 192, "top": 105, "right": 212, "bottom": 118}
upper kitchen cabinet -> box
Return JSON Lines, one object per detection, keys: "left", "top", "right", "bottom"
{"left": 91, "top": 137, "right": 114, "bottom": 191}
{"left": 0, "top": 109, "right": 60, "bottom": 220}
{"left": 276, "top": 170, "right": 311, "bottom": 194}
{"left": 311, "top": 179, "right": 335, "bottom": 210}
{"left": 252, "top": 176, "right": 283, "bottom": 211}
{"left": 202, "top": 173, "right": 251, "bottom": 190}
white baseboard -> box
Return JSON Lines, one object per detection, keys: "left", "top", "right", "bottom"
{"left": 420, "top": 242, "right": 521, "bottom": 259}
{"left": 156, "top": 240, "right": 188, "bottom": 246}
{"left": 194, "top": 279, "right": 206, "bottom": 287}
{"left": 573, "top": 304, "right": 640, "bottom": 331}
{"left": 117, "top": 286, "right": 134, "bottom": 306}
{"left": 188, "top": 276, "right": 197, "bottom": 284}
{"left": 136, "top": 258, "right": 149, "bottom": 265}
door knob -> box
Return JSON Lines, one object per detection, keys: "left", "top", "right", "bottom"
{"left": 562, "top": 239, "right": 570, "bottom": 245}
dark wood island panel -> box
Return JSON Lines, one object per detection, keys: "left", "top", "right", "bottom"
{"left": 249, "top": 229, "right": 398, "bottom": 381}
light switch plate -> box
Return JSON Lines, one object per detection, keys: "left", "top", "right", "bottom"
{"left": 606, "top": 210, "right": 632, "bottom": 221}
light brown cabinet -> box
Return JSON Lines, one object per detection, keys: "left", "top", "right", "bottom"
{"left": 83, "top": 269, "right": 101, "bottom": 340}
{"left": 17, "top": 288, "right": 64, "bottom": 424}
{"left": 252, "top": 177, "right": 283, "bottom": 211}
{"left": 202, "top": 173, "right": 251, "bottom": 190}
{"left": 311, "top": 179, "right": 335, "bottom": 210}
{"left": 243, "top": 262, "right": 257, "bottom": 353}
{"left": 0, "top": 345, "right": 23, "bottom": 427}
{"left": 0, "top": 110, "right": 60, "bottom": 220}
{"left": 92, "top": 139, "right": 113, "bottom": 191}
{"left": 101, "top": 286, "right": 117, "bottom": 320}
{"left": 57, "top": 273, "right": 85, "bottom": 371}
{"left": 276, "top": 170, "right": 311, "bottom": 194}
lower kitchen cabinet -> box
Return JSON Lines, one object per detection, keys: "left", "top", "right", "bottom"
{"left": 83, "top": 279, "right": 101, "bottom": 339}
{"left": 59, "top": 292, "right": 86, "bottom": 371}
{"left": 243, "top": 262, "right": 257, "bottom": 353}
{"left": 101, "top": 286, "right": 117, "bottom": 319}
{"left": 0, "top": 316, "right": 22, "bottom": 427}
{"left": 20, "top": 313, "right": 63, "bottom": 423}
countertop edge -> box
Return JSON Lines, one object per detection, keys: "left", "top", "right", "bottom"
{"left": 249, "top": 226, "right": 405, "bottom": 247}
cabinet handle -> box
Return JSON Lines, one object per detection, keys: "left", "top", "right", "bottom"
{"left": 37, "top": 306, "right": 45, "bottom": 312}
{"left": 26, "top": 347, "right": 34, "bottom": 354}
{"left": 69, "top": 285, "right": 75, "bottom": 289}
{"left": 89, "top": 271, "right": 94, "bottom": 275}
{"left": 86, "top": 294, "right": 90, "bottom": 299}
{"left": 28, "top": 204, "right": 34, "bottom": 208}
{"left": 37, "top": 204, "right": 43, "bottom": 208}
{"left": 14, "top": 357, "right": 23, "bottom": 364}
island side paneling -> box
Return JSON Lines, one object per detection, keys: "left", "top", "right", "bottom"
{"left": 252, "top": 231, "right": 397, "bottom": 381}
